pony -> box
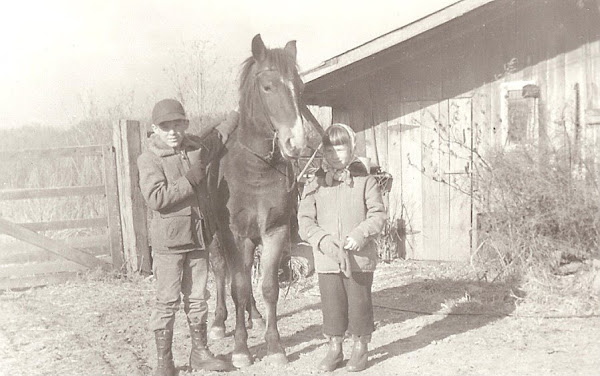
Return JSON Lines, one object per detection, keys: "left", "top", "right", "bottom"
{"left": 208, "top": 34, "right": 307, "bottom": 368}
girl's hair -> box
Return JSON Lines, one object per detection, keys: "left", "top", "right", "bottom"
{"left": 323, "top": 123, "right": 352, "bottom": 147}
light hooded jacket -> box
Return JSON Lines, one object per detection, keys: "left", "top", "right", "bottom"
{"left": 137, "top": 129, "right": 225, "bottom": 254}
{"left": 298, "top": 161, "right": 387, "bottom": 273}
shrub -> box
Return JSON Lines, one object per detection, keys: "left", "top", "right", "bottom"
{"left": 474, "top": 145, "right": 599, "bottom": 281}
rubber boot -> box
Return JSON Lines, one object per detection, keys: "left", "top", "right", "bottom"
{"left": 189, "top": 322, "right": 231, "bottom": 371}
{"left": 346, "top": 335, "right": 370, "bottom": 372}
{"left": 154, "top": 329, "right": 176, "bottom": 376}
{"left": 318, "top": 335, "right": 344, "bottom": 372}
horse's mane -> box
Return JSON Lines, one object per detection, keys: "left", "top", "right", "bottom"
{"left": 238, "top": 48, "right": 299, "bottom": 118}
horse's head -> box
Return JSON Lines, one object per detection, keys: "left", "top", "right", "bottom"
{"left": 239, "top": 34, "right": 307, "bottom": 160}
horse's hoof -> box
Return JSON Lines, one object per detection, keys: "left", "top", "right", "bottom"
{"left": 232, "top": 353, "right": 253, "bottom": 368}
{"left": 263, "top": 352, "right": 288, "bottom": 366}
{"left": 208, "top": 326, "right": 226, "bottom": 340}
{"left": 250, "top": 318, "right": 266, "bottom": 331}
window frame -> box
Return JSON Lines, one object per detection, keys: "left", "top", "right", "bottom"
{"left": 500, "top": 80, "right": 539, "bottom": 148}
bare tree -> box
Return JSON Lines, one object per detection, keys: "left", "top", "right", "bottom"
{"left": 162, "top": 39, "right": 237, "bottom": 118}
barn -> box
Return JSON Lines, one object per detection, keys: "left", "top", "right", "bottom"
{"left": 301, "top": 0, "right": 600, "bottom": 261}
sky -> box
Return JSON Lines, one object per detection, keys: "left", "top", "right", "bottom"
{"left": 0, "top": 0, "right": 457, "bottom": 129}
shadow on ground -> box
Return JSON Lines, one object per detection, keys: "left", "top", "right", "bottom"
{"left": 248, "top": 278, "right": 521, "bottom": 365}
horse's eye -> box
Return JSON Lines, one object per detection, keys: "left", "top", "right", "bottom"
{"left": 262, "top": 85, "right": 272, "bottom": 92}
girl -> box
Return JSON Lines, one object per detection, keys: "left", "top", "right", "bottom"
{"left": 298, "top": 123, "right": 387, "bottom": 372}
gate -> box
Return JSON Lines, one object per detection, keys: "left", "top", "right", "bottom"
{"left": 0, "top": 144, "right": 122, "bottom": 289}
{"left": 0, "top": 121, "right": 153, "bottom": 289}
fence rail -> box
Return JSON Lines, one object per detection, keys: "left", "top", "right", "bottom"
{"left": 0, "top": 145, "right": 104, "bottom": 160}
{"left": 17, "top": 217, "right": 108, "bottom": 232}
{"left": 0, "top": 218, "right": 110, "bottom": 271}
{"left": 0, "top": 185, "right": 105, "bottom": 200}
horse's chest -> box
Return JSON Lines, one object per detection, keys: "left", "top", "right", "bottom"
{"left": 219, "top": 151, "right": 293, "bottom": 238}
{"left": 228, "top": 189, "right": 290, "bottom": 238}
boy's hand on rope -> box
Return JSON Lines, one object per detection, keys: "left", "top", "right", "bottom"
{"left": 185, "top": 162, "right": 206, "bottom": 187}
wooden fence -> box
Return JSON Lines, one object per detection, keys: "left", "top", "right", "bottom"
{"left": 0, "top": 121, "right": 150, "bottom": 289}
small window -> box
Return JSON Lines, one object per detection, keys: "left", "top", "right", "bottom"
{"left": 500, "top": 81, "right": 539, "bottom": 147}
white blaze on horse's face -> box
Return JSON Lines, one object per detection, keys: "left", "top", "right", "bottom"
{"left": 252, "top": 35, "right": 307, "bottom": 159}
{"left": 256, "top": 70, "right": 306, "bottom": 158}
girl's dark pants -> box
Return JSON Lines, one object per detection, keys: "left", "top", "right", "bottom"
{"left": 318, "top": 271, "right": 374, "bottom": 337}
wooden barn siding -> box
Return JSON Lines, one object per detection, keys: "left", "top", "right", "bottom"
{"left": 325, "top": 2, "right": 600, "bottom": 260}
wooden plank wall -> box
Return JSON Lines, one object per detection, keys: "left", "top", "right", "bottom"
{"left": 321, "top": 0, "right": 600, "bottom": 261}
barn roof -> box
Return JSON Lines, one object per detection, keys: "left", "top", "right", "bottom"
{"left": 301, "top": 0, "right": 506, "bottom": 105}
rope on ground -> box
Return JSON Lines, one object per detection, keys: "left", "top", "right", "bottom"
{"left": 372, "top": 304, "right": 600, "bottom": 319}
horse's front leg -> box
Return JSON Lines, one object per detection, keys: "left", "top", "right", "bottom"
{"left": 230, "top": 236, "right": 256, "bottom": 368}
{"left": 208, "top": 237, "right": 227, "bottom": 340}
{"left": 245, "top": 251, "right": 265, "bottom": 332}
{"left": 260, "top": 227, "right": 289, "bottom": 365}
{"left": 247, "top": 292, "right": 266, "bottom": 330}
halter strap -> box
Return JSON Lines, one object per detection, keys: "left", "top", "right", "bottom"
{"left": 236, "top": 65, "right": 301, "bottom": 193}
{"left": 237, "top": 140, "right": 297, "bottom": 193}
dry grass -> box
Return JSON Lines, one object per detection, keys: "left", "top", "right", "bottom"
{"left": 516, "top": 263, "right": 600, "bottom": 317}
{"left": 470, "top": 144, "right": 600, "bottom": 318}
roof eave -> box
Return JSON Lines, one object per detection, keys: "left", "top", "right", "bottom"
{"left": 301, "top": 0, "right": 497, "bottom": 84}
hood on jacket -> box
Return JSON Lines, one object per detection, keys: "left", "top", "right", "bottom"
{"left": 147, "top": 133, "right": 203, "bottom": 157}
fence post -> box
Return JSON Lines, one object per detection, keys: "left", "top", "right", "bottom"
{"left": 113, "top": 120, "right": 151, "bottom": 274}
{"left": 102, "top": 144, "right": 124, "bottom": 270}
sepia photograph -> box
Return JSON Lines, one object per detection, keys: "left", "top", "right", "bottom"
{"left": 1, "top": 0, "right": 599, "bottom": 375}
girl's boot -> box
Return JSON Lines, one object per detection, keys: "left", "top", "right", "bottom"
{"left": 318, "top": 335, "right": 344, "bottom": 371}
{"left": 346, "top": 334, "right": 370, "bottom": 372}
{"left": 154, "top": 329, "right": 176, "bottom": 376}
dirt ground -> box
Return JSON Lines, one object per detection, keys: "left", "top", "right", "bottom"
{"left": 1, "top": 259, "right": 599, "bottom": 376}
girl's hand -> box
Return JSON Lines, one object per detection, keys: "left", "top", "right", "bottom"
{"left": 344, "top": 237, "right": 359, "bottom": 251}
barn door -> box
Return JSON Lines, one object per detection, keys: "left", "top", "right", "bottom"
{"left": 388, "top": 98, "right": 472, "bottom": 261}
{"left": 441, "top": 98, "right": 473, "bottom": 261}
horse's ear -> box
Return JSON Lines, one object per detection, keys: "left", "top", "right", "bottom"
{"left": 252, "top": 34, "right": 267, "bottom": 62}
{"left": 284, "top": 40, "right": 297, "bottom": 60}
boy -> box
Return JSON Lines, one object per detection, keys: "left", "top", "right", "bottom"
{"left": 137, "top": 98, "right": 237, "bottom": 375}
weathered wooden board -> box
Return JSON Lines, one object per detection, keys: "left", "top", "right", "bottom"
{"left": 102, "top": 145, "right": 124, "bottom": 270}
{"left": 18, "top": 218, "right": 107, "bottom": 232}
{"left": 420, "top": 101, "right": 441, "bottom": 260}
{"left": 0, "top": 185, "right": 105, "bottom": 200}
{"left": 447, "top": 98, "right": 473, "bottom": 261}
{"left": 399, "top": 101, "right": 423, "bottom": 260}
{"left": 0, "top": 145, "right": 103, "bottom": 161}
{"left": 0, "top": 218, "right": 110, "bottom": 270}
{"left": 113, "top": 120, "right": 150, "bottom": 274}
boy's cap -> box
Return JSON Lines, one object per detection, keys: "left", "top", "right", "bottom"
{"left": 152, "top": 99, "right": 187, "bottom": 125}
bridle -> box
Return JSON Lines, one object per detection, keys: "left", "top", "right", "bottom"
{"left": 236, "top": 67, "right": 296, "bottom": 191}
{"left": 236, "top": 66, "right": 325, "bottom": 193}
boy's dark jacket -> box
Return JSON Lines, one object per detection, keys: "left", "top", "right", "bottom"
{"left": 298, "top": 161, "right": 387, "bottom": 273}
{"left": 137, "top": 129, "right": 224, "bottom": 253}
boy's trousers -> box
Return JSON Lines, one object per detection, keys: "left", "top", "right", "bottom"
{"left": 150, "top": 248, "right": 210, "bottom": 332}
{"left": 318, "top": 271, "right": 374, "bottom": 337}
